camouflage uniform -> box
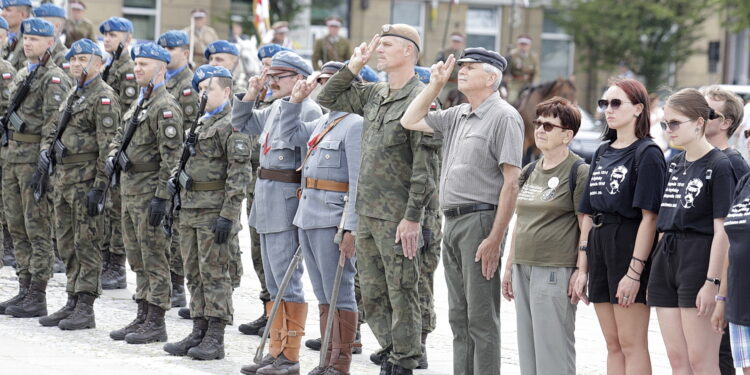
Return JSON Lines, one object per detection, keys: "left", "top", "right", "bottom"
{"left": 1, "top": 60, "right": 71, "bottom": 286}
{"left": 317, "top": 66, "right": 439, "bottom": 369}
{"left": 51, "top": 42, "right": 69, "bottom": 74}
{"left": 45, "top": 75, "right": 120, "bottom": 296}
{"left": 7, "top": 32, "right": 26, "bottom": 72}
{"left": 506, "top": 48, "right": 539, "bottom": 103}
{"left": 63, "top": 18, "right": 96, "bottom": 49}
{"left": 418, "top": 137, "right": 442, "bottom": 341}
{"left": 109, "top": 82, "right": 183, "bottom": 311}
{"left": 178, "top": 103, "right": 251, "bottom": 323}
{"left": 0, "top": 60, "right": 16, "bottom": 268}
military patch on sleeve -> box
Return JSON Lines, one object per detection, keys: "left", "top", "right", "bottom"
{"left": 1, "top": 73, "right": 11, "bottom": 80}
{"left": 62, "top": 62, "right": 70, "bottom": 70}
{"left": 125, "top": 73, "right": 135, "bottom": 80}
{"left": 125, "top": 87, "right": 136, "bottom": 97}
{"left": 234, "top": 139, "right": 250, "bottom": 155}
{"left": 184, "top": 105, "right": 194, "bottom": 115}
{"left": 53, "top": 93, "right": 62, "bottom": 102}
{"left": 101, "top": 97, "right": 111, "bottom": 105}
{"left": 51, "top": 77, "right": 61, "bottom": 84}
{"left": 102, "top": 116, "right": 114, "bottom": 127}
{"left": 163, "top": 110, "right": 173, "bottom": 119}
{"left": 164, "top": 125, "right": 177, "bottom": 138}
{"left": 182, "top": 88, "right": 192, "bottom": 96}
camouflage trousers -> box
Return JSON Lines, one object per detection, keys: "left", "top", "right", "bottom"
{"left": 180, "top": 208, "right": 235, "bottom": 323}
{"left": 247, "top": 191, "right": 269, "bottom": 301}
{"left": 101, "top": 185, "right": 125, "bottom": 256}
{"left": 168, "top": 216, "right": 183, "bottom": 277}
{"left": 121, "top": 192, "right": 171, "bottom": 311}
{"left": 229, "top": 220, "right": 242, "bottom": 289}
{"left": 0, "top": 164, "right": 5, "bottom": 267}
{"left": 2, "top": 162, "right": 53, "bottom": 282}
{"left": 419, "top": 210, "right": 442, "bottom": 336}
{"left": 357, "top": 215, "right": 421, "bottom": 369}
{"left": 51, "top": 181, "right": 103, "bottom": 295}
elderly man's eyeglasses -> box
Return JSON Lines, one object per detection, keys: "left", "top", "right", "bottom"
{"left": 533, "top": 120, "right": 567, "bottom": 132}
{"left": 269, "top": 74, "right": 296, "bottom": 83}
{"left": 597, "top": 99, "right": 631, "bottom": 111}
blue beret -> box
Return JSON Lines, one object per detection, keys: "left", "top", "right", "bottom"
{"left": 359, "top": 65, "right": 380, "bottom": 82}
{"left": 99, "top": 17, "right": 133, "bottom": 34}
{"left": 33, "top": 3, "right": 66, "bottom": 18}
{"left": 1, "top": 0, "right": 31, "bottom": 8}
{"left": 268, "top": 51, "right": 312, "bottom": 77}
{"left": 414, "top": 66, "right": 430, "bottom": 84}
{"left": 157, "top": 30, "right": 189, "bottom": 48}
{"left": 65, "top": 38, "right": 102, "bottom": 61}
{"left": 131, "top": 42, "right": 170, "bottom": 64}
{"left": 257, "top": 43, "right": 289, "bottom": 60}
{"left": 204, "top": 40, "right": 239, "bottom": 59}
{"left": 0, "top": 16, "right": 8, "bottom": 31}
{"left": 20, "top": 18, "right": 54, "bottom": 37}
{"left": 457, "top": 47, "right": 508, "bottom": 72}
{"left": 192, "top": 65, "right": 232, "bottom": 91}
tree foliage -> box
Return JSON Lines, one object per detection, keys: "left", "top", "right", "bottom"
{"left": 713, "top": 0, "right": 750, "bottom": 31}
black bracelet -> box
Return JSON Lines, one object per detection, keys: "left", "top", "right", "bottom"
{"left": 628, "top": 265, "right": 642, "bottom": 276}
{"left": 631, "top": 256, "right": 646, "bottom": 265}
{"left": 625, "top": 274, "right": 641, "bottom": 282}
{"left": 578, "top": 245, "right": 588, "bottom": 252}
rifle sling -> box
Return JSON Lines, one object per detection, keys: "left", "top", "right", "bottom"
{"left": 8, "top": 130, "right": 41, "bottom": 143}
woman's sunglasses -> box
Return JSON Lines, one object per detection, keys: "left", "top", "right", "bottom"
{"left": 660, "top": 119, "right": 692, "bottom": 131}
{"left": 597, "top": 99, "right": 632, "bottom": 111}
{"left": 533, "top": 120, "right": 567, "bottom": 132}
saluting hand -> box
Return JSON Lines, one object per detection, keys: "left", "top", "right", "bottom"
{"left": 290, "top": 73, "right": 320, "bottom": 104}
{"left": 429, "top": 54, "right": 456, "bottom": 88}
{"left": 242, "top": 69, "right": 268, "bottom": 102}
{"left": 348, "top": 34, "right": 380, "bottom": 74}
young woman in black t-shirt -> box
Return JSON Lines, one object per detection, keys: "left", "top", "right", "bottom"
{"left": 648, "top": 88, "right": 734, "bottom": 373}
{"left": 577, "top": 79, "right": 666, "bottom": 374}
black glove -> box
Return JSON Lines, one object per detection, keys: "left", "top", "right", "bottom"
{"left": 86, "top": 188, "right": 103, "bottom": 217}
{"left": 37, "top": 149, "right": 51, "bottom": 172}
{"left": 211, "top": 216, "right": 233, "bottom": 244}
{"left": 147, "top": 197, "right": 167, "bottom": 226}
{"left": 104, "top": 156, "right": 116, "bottom": 178}
{"left": 166, "top": 175, "right": 179, "bottom": 197}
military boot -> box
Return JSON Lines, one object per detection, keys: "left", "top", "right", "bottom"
{"left": 187, "top": 317, "right": 226, "bottom": 360}
{"left": 258, "top": 301, "right": 308, "bottom": 375}
{"left": 7, "top": 279, "right": 48, "bottom": 318}
{"left": 164, "top": 317, "right": 207, "bottom": 356}
{"left": 389, "top": 365, "right": 412, "bottom": 375}
{"left": 416, "top": 334, "right": 428, "bottom": 369}
{"left": 39, "top": 293, "right": 76, "bottom": 326}
{"left": 110, "top": 299, "right": 148, "bottom": 340}
{"left": 322, "top": 309, "right": 359, "bottom": 375}
{"left": 125, "top": 303, "right": 167, "bottom": 344}
{"left": 58, "top": 293, "right": 96, "bottom": 330}
{"left": 1, "top": 225, "right": 14, "bottom": 268}
{"left": 307, "top": 304, "right": 330, "bottom": 375}
{"left": 0, "top": 275, "right": 30, "bottom": 314}
{"left": 170, "top": 272, "right": 186, "bottom": 308}
{"left": 102, "top": 253, "right": 127, "bottom": 290}
{"left": 239, "top": 300, "right": 270, "bottom": 335}
{"left": 370, "top": 348, "right": 390, "bottom": 366}
{"left": 241, "top": 354, "right": 276, "bottom": 375}
{"left": 378, "top": 361, "right": 393, "bottom": 375}
{"left": 178, "top": 307, "right": 191, "bottom": 319}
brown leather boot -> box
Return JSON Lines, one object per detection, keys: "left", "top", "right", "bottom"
{"left": 258, "top": 301, "right": 307, "bottom": 375}
{"left": 324, "top": 309, "right": 359, "bottom": 375}
{"left": 307, "top": 304, "right": 330, "bottom": 375}
{"left": 268, "top": 301, "right": 286, "bottom": 358}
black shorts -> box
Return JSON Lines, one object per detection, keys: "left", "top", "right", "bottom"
{"left": 647, "top": 232, "right": 712, "bottom": 308}
{"left": 588, "top": 218, "right": 652, "bottom": 304}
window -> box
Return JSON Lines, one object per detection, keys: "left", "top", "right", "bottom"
{"left": 391, "top": 1, "right": 425, "bottom": 37}
{"left": 123, "top": 0, "right": 160, "bottom": 41}
{"left": 540, "top": 10, "right": 573, "bottom": 82}
{"left": 465, "top": 7, "right": 499, "bottom": 51}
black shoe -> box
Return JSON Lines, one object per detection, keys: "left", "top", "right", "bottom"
{"left": 0, "top": 276, "right": 30, "bottom": 314}
{"left": 370, "top": 350, "right": 389, "bottom": 365}
{"left": 240, "top": 353, "right": 275, "bottom": 374}
{"left": 102, "top": 253, "right": 127, "bottom": 290}
{"left": 390, "top": 364, "right": 412, "bottom": 375}
{"left": 379, "top": 361, "right": 393, "bottom": 375}
{"left": 6, "top": 279, "right": 47, "bottom": 318}
{"left": 125, "top": 303, "right": 167, "bottom": 344}
{"left": 39, "top": 293, "right": 76, "bottom": 327}
{"left": 59, "top": 293, "right": 96, "bottom": 330}
{"left": 238, "top": 311, "right": 268, "bottom": 336}
{"left": 110, "top": 299, "right": 148, "bottom": 340}
{"left": 178, "top": 307, "right": 191, "bottom": 319}
{"left": 170, "top": 272, "right": 186, "bottom": 308}
{"left": 416, "top": 344, "right": 427, "bottom": 369}
{"left": 187, "top": 317, "right": 226, "bottom": 360}
{"left": 164, "top": 318, "right": 207, "bottom": 356}
{"left": 306, "top": 337, "right": 322, "bottom": 351}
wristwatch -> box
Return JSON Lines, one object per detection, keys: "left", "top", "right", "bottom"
{"left": 706, "top": 277, "right": 721, "bottom": 286}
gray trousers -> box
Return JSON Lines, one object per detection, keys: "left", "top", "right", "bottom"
{"left": 259, "top": 230, "right": 305, "bottom": 303}
{"left": 512, "top": 263, "right": 577, "bottom": 375}
{"left": 299, "top": 227, "right": 357, "bottom": 311}
{"left": 443, "top": 210, "right": 502, "bottom": 375}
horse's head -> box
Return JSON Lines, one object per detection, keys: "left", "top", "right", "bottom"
{"left": 551, "top": 78, "right": 577, "bottom": 103}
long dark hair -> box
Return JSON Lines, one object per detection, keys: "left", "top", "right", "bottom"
{"left": 602, "top": 79, "right": 651, "bottom": 142}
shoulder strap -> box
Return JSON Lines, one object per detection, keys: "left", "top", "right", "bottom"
{"left": 297, "top": 114, "right": 349, "bottom": 171}
{"left": 519, "top": 160, "right": 538, "bottom": 188}
{"left": 568, "top": 158, "right": 586, "bottom": 200}
{"left": 634, "top": 138, "right": 660, "bottom": 175}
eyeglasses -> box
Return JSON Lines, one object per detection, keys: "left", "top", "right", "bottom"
{"left": 597, "top": 99, "right": 632, "bottom": 111}
{"left": 533, "top": 120, "right": 567, "bottom": 132}
{"left": 269, "top": 74, "right": 296, "bottom": 82}
{"left": 744, "top": 129, "right": 750, "bottom": 139}
{"left": 660, "top": 119, "right": 693, "bottom": 131}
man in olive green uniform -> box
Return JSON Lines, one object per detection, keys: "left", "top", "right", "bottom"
{"left": 505, "top": 34, "right": 539, "bottom": 103}
{"left": 0, "top": 15, "right": 16, "bottom": 269}
{"left": 158, "top": 29, "right": 199, "bottom": 309}
{"left": 318, "top": 24, "right": 439, "bottom": 374}
{"left": 39, "top": 39, "right": 120, "bottom": 330}
{"left": 1, "top": 0, "right": 31, "bottom": 72}
{"left": 63, "top": 1, "right": 95, "bottom": 49}
{"left": 99, "top": 16, "right": 137, "bottom": 289}
{"left": 434, "top": 32, "right": 464, "bottom": 106}
{"left": 106, "top": 42, "right": 183, "bottom": 345}
{"left": 311, "top": 16, "right": 350, "bottom": 70}
{"left": 32, "top": 3, "right": 70, "bottom": 73}
{"left": 163, "top": 65, "right": 252, "bottom": 360}
{"left": 0, "top": 18, "right": 72, "bottom": 318}
{"left": 183, "top": 9, "right": 218, "bottom": 66}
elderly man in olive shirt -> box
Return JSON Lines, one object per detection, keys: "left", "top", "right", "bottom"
{"left": 401, "top": 48, "right": 524, "bottom": 375}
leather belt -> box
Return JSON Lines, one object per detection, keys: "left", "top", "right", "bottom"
{"left": 590, "top": 212, "right": 640, "bottom": 228}
{"left": 185, "top": 179, "right": 226, "bottom": 191}
{"left": 304, "top": 177, "right": 348, "bottom": 193}
{"left": 442, "top": 203, "right": 497, "bottom": 218}
{"left": 59, "top": 151, "right": 98, "bottom": 164}
{"left": 7, "top": 130, "right": 41, "bottom": 143}
{"left": 127, "top": 161, "right": 160, "bottom": 173}
{"left": 258, "top": 167, "right": 302, "bottom": 184}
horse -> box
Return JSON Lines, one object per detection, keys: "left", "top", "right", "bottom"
{"left": 513, "top": 78, "right": 577, "bottom": 165}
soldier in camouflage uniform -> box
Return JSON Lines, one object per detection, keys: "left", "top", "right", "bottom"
{"left": 0, "top": 18, "right": 72, "bottom": 318}
{"left": 32, "top": 3, "right": 71, "bottom": 74}
{"left": 99, "top": 16, "right": 137, "bottom": 290}
{"left": 0, "top": 15, "right": 16, "bottom": 269}
{"left": 1, "top": 0, "right": 31, "bottom": 72}
{"left": 505, "top": 35, "right": 539, "bottom": 103}
{"left": 317, "top": 25, "right": 440, "bottom": 374}
{"left": 163, "top": 65, "right": 252, "bottom": 360}
{"left": 106, "top": 42, "right": 183, "bottom": 345}
{"left": 157, "top": 30, "right": 200, "bottom": 309}
{"left": 38, "top": 39, "right": 120, "bottom": 330}
{"left": 63, "top": 1, "right": 95, "bottom": 49}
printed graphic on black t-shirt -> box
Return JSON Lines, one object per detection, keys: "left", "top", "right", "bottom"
{"left": 724, "top": 175, "right": 750, "bottom": 325}
{"left": 656, "top": 149, "right": 735, "bottom": 234}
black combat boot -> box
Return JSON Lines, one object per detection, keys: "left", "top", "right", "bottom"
{"left": 370, "top": 348, "right": 390, "bottom": 365}
{"left": 102, "top": 253, "right": 127, "bottom": 290}
{"left": 416, "top": 334, "right": 428, "bottom": 369}
{"left": 110, "top": 299, "right": 148, "bottom": 340}
{"left": 7, "top": 279, "right": 48, "bottom": 318}
{"left": 170, "top": 272, "right": 186, "bottom": 308}
{"left": 1, "top": 225, "right": 14, "bottom": 268}
{"left": 125, "top": 303, "right": 167, "bottom": 344}
{"left": 0, "top": 275, "right": 30, "bottom": 314}
{"left": 164, "top": 317, "right": 207, "bottom": 356}
{"left": 178, "top": 307, "right": 191, "bottom": 319}
{"left": 389, "top": 365, "right": 412, "bottom": 375}
{"left": 100, "top": 250, "right": 111, "bottom": 276}
{"left": 39, "top": 293, "right": 76, "bottom": 326}
{"left": 239, "top": 300, "right": 270, "bottom": 336}
{"left": 187, "top": 317, "right": 226, "bottom": 360}
{"left": 58, "top": 293, "right": 96, "bottom": 330}
{"left": 305, "top": 337, "right": 322, "bottom": 351}
{"left": 379, "top": 361, "right": 393, "bottom": 375}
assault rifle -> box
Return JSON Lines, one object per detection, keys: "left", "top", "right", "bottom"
{"left": 4, "top": 37, "right": 17, "bottom": 60}
{"left": 101, "top": 42, "right": 123, "bottom": 82}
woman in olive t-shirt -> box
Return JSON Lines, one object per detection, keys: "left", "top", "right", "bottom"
{"left": 501, "top": 97, "right": 591, "bottom": 375}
